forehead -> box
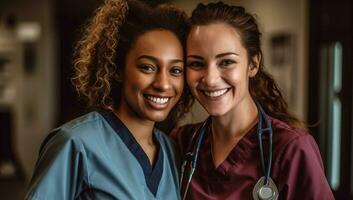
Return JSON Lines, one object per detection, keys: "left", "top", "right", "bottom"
{"left": 130, "top": 29, "right": 183, "bottom": 57}
{"left": 187, "top": 23, "right": 246, "bottom": 56}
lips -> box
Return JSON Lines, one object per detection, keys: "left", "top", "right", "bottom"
{"left": 144, "top": 94, "right": 172, "bottom": 110}
{"left": 201, "top": 88, "right": 230, "bottom": 98}
{"left": 146, "top": 95, "right": 169, "bottom": 104}
{"left": 203, "top": 88, "right": 229, "bottom": 97}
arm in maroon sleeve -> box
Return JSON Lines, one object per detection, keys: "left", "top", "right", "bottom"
{"left": 276, "top": 134, "right": 335, "bottom": 200}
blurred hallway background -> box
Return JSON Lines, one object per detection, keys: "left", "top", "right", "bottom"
{"left": 0, "top": 0, "right": 352, "bottom": 199}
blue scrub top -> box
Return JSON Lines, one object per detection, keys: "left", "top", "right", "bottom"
{"left": 26, "top": 110, "right": 181, "bottom": 200}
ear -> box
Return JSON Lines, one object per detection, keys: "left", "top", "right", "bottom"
{"left": 248, "top": 53, "right": 261, "bottom": 77}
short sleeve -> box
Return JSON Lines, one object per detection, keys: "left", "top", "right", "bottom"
{"left": 276, "top": 134, "right": 335, "bottom": 200}
{"left": 25, "top": 129, "right": 87, "bottom": 200}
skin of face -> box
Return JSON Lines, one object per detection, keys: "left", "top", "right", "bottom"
{"left": 186, "top": 23, "right": 259, "bottom": 117}
{"left": 119, "top": 29, "right": 184, "bottom": 123}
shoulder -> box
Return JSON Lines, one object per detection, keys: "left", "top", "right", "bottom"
{"left": 269, "top": 118, "right": 334, "bottom": 199}
{"left": 59, "top": 111, "right": 105, "bottom": 134}
{"left": 39, "top": 111, "right": 106, "bottom": 154}
{"left": 170, "top": 122, "right": 203, "bottom": 139}
{"left": 271, "top": 117, "right": 313, "bottom": 151}
{"left": 154, "top": 128, "right": 182, "bottom": 153}
{"left": 270, "top": 117, "right": 323, "bottom": 169}
{"left": 154, "top": 128, "right": 181, "bottom": 167}
{"left": 170, "top": 122, "right": 203, "bottom": 155}
{"left": 154, "top": 128, "right": 174, "bottom": 148}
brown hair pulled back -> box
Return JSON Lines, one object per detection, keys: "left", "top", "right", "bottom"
{"left": 190, "top": 1, "right": 304, "bottom": 128}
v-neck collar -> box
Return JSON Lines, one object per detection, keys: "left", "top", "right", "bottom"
{"left": 202, "top": 122, "right": 258, "bottom": 175}
{"left": 98, "top": 110, "right": 164, "bottom": 196}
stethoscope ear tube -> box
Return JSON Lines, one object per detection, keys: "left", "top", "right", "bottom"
{"left": 192, "top": 118, "right": 211, "bottom": 168}
{"left": 180, "top": 117, "right": 211, "bottom": 200}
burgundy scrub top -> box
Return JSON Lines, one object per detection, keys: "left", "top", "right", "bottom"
{"left": 171, "top": 117, "right": 335, "bottom": 200}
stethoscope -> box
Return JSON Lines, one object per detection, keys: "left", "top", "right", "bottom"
{"left": 180, "top": 103, "right": 279, "bottom": 200}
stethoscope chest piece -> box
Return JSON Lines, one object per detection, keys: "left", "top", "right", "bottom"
{"left": 252, "top": 176, "right": 278, "bottom": 200}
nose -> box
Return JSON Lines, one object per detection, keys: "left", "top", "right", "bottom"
{"left": 201, "top": 63, "right": 220, "bottom": 86}
{"left": 152, "top": 70, "right": 172, "bottom": 92}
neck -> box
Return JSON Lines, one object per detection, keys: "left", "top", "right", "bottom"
{"left": 115, "top": 103, "right": 155, "bottom": 144}
{"left": 211, "top": 97, "right": 258, "bottom": 142}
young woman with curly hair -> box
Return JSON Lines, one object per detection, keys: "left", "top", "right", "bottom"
{"left": 26, "top": 0, "right": 192, "bottom": 199}
{"left": 172, "top": 2, "right": 334, "bottom": 200}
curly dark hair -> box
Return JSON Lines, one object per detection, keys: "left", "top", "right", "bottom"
{"left": 72, "top": 0, "right": 194, "bottom": 122}
{"left": 190, "top": 1, "right": 304, "bottom": 128}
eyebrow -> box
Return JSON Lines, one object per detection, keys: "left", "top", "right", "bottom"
{"left": 187, "top": 55, "right": 203, "bottom": 60}
{"left": 215, "top": 52, "right": 239, "bottom": 58}
{"left": 187, "top": 52, "right": 239, "bottom": 60}
{"left": 137, "top": 55, "right": 183, "bottom": 64}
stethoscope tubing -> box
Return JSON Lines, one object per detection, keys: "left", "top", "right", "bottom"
{"left": 180, "top": 117, "right": 210, "bottom": 200}
{"left": 256, "top": 102, "right": 273, "bottom": 185}
{"left": 180, "top": 103, "right": 274, "bottom": 199}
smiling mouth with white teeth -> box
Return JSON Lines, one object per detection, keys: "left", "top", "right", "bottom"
{"left": 146, "top": 95, "right": 169, "bottom": 104}
{"left": 202, "top": 88, "right": 230, "bottom": 98}
{"left": 144, "top": 94, "right": 171, "bottom": 110}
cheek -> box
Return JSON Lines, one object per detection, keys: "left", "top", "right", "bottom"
{"left": 226, "top": 67, "right": 248, "bottom": 85}
{"left": 186, "top": 70, "right": 199, "bottom": 89}
{"left": 125, "top": 76, "right": 149, "bottom": 94}
{"left": 174, "top": 77, "right": 184, "bottom": 96}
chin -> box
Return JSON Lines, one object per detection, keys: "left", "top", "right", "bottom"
{"left": 204, "top": 107, "right": 228, "bottom": 117}
{"left": 151, "top": 116, "right": 168, "bottom": 122}
{"left": 145, "top": 112, "right": 170, "bottom": 122}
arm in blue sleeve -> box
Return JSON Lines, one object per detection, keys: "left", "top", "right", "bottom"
{"left": 25, "top": 129, "right": 87, "bottom": 200}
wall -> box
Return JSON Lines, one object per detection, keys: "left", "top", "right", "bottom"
{"left": 0, "top": 0, "right": 57, "bottom": 179}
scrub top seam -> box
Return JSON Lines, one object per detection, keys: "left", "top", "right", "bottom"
{"left": 39, "top": 113, "right": 102, "bottom": 156}
{"left": 57, "top": 113, "right": 108, "bottom": 191}
{"left": 61, "top": 114, "right": 102, "bottom": 132}
{"left": 75, "top": 137, "right": 92, "bottom": 190}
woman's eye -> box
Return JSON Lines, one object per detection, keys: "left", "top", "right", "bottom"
{"left": 138, "top": 64, "right": 155, "bottom": 73}
{"left": 219, "top": 59, "right": 236, "bottom": 67}
{"left": 170, "top": 67, "right": 184, "bottom": 76}
{"left": 187, "top": 61, "right": 204, "bottom": 70}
